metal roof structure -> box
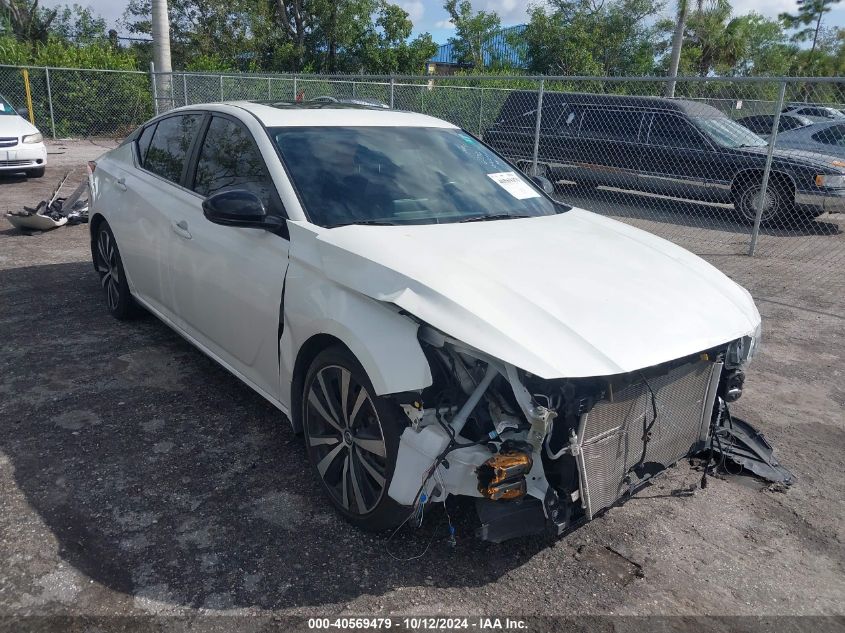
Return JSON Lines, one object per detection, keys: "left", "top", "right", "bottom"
{"left": 429, "top": 24, "right": 527, "bottom": 68}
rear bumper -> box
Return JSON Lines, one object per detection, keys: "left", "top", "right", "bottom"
{"left": 0, "top": 143, "right": 46, "bottom": 171}
{"left": 796, "top": 189, "right": 845, "bottom": 214}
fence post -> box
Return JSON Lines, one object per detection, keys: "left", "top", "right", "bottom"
{"left": 268, "top": 76, "right": 272, "bottom": 101}
{"left": 748, "top": 80, "right": 787, "bottom": 257}
{"left": 182, "top": 73, "right": 188, "bottom": 106}
{"left": 219, "top": 74, "right": 224, "bottom": 101}
{"left": 150, "top": 61, "right": 159, "bottom": 116}
{"left": 478, "top": 87, "right": 484, "bottom": 137}
{"left": 531, "top": 79, "right": 545, "bottom": 176}
{"left": 293, "top": 74, "right": 298, "bottom": 100}
{"left": 389, "top": 76, "right": 395, "bottom": 109}
{"left": 45, "top": 67, "right": 56, "bottom": 139}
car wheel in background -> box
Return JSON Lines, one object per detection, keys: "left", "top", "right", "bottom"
{"left": 26, "top": 167, "right": 45, "bottom": 178}
{"left": 302, "top": 346, "right": 408, "bottom": 531}
{"left": 732, "top": 177, "right": 792, "bottom": 225}
{"left": 94, "top": 222, "right": 140, "bottom": 320}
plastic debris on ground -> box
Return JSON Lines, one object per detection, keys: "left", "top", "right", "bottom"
{"left": 5, "top": 170, "right": 89, "bottom": 232}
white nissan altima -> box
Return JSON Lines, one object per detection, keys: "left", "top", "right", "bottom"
{"left": 89, "top": 101, "right": 762, "bottom": 541}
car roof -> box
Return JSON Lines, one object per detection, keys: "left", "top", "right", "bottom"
{"left": 500, "top": 90, "right": 726, "bottom": 118}
{"left": 171, "top": 101, "right": 458, "bottom": 129}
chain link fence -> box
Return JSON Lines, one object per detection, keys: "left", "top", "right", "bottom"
{"left": 1, "top": 65, "right": 843, "bottom": 283}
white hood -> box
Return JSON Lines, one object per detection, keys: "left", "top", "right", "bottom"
{"left": 0, "top": 114, "right": 39, "bottom": 138}
{"left": 299, "top": 209, "right": 761, "bottom": 379}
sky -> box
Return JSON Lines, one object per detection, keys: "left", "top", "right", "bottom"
{"left": 40, "top": 0, "right": 845, "bottom": 48}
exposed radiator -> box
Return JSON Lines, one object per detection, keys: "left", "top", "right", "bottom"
{"left": 575, "top": 358, "right": 723, "bottom": 520}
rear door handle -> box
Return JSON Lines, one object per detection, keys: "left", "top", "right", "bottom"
{"left": 115, "top": 177, "right": 127, "bottom": 192}
{"left": 171, "top": 219, "right": 192, "bottom": 240}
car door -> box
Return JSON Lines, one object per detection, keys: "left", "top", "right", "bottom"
{"left": 168, "top": 114, "right": 290, "bottom": 402}
{"left": 567, "top": 106, "right": 643, "bottom": 189}
{"left": 637, "top": 112, "right": 717, "bottom": 200}
{"left": 109, "top": 113, "right": 204, "bottom": 317}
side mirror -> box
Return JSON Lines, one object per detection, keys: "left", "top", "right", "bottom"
{"left": 531, "top": 175, "right": 554, "bottom": 194}
{"left": 16, "top": 108, "right": 29, "bottom": 118}
{"left": 202, "top": 189, "right": 282, "bottom": 230}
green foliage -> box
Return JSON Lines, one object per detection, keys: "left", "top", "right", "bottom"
{"left": 522, "top": 0, "right": 664, "bottom": 76}
{"left": 443, "top": 0, "right": 502, "bottom": 68}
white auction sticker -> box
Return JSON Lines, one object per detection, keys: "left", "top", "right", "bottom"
{"left": 487, "top": 171, "right": 540, "bottom": 199}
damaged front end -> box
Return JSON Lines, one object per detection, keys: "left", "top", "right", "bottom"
{"left": 387, "top": 325, "right": 789, "bottom": 543}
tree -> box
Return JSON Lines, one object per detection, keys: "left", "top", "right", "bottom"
{"left": 443, "top": 0, "right": 501, "bottom": 68}
{"left": 51, "top": 4, "right": 108, "bottom": 44}
{"left": 522, "top": 0, "right": 663, "bottom": 76}
{"left": 0, "top": 0, "right": 57, "bottom": 43}
{"left": 780, "top": 0, "right": 843, "bottom": 72}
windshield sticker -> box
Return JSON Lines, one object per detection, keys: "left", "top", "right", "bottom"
{"left": 487, "top": 171, "right": 541, "bottom": 199}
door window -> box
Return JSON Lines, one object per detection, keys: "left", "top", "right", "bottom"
{"left": 136, "top": 123, "right": 157, "bottom": 164}
{"left": 579, "top": 108, "right": 643, "bottom": 142}
{"left": 812, "top": 124, "right": 845, "bottom": 147}
{"left": 647, "top": 113, "right": 707, "bottom": 150}
{"left": 193, "top": 116, "right": 276, "bottom": 212}
{"left": 144, "top": 114, "right": 202, "bottom": 184}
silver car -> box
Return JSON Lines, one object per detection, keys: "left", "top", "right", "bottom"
{"left": 776, "top": 119, "right": 845, "bottom": 159}
{"left": 781, "top": 105, "right": 845, "bottom": 123}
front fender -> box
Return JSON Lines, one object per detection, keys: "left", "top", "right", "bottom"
{"left": 281, "top": 260, "right": 433, "bottom": 406}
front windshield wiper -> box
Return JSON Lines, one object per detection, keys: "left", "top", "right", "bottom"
{"left": 458, "top": 213, "right": 533, "bottom": 223}
{"left": 325, "top": 219, "right": 398, "bottom": 228}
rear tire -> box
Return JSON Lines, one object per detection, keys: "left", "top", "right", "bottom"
{"left": 93, "top": 222, "right": 140, "bottom": 320}
{"left": 27, "top": 167, "right": 45, "bottom": 178}
{"left": 302, "top": 346, "right": 409, "bottom": 531}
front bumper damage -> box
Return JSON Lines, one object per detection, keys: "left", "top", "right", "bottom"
{"left": 387, "top": 326, "right": 791, "bottom": 543}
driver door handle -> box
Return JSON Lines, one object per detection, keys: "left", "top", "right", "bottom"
{"left": 171, "top": 219, "right": 192, "bottom": 240}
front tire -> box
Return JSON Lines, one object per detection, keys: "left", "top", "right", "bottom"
{"left": 94, "top": 222, "right": 139, "bottom": 320}
{"left": 733, "top": 177, "right": 793, "bottom": 225}
{"left": 302, "top": 346, "right": 408, "bottom": 531}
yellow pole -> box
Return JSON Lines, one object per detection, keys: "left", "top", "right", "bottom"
{"left": 21, "top": 69, "right": 35, "bottom": 125}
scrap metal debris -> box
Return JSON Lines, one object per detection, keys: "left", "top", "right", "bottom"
{"left": 5, "top": 171, "right": 89, "bottom": 232}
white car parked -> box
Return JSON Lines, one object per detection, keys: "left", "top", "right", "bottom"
{"left": 88, "top": 102, "right": 762, "bottom": 541}
{"left": 0, "top": 94, "right": 47, "bottom": 178}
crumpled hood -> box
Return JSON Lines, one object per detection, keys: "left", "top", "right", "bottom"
{"left": 299, "top": 209, "right": 761, "bottom": 378}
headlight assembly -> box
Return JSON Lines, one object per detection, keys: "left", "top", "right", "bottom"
{"left": 22, "top": 133, "right": 43, "bottom": 144}
{"left": 815, "top": 174, "right": 845, "bottom": 188}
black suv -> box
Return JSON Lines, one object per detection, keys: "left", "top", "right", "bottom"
{"left": 484, "top": 92, "right": 845, "bottom": 223}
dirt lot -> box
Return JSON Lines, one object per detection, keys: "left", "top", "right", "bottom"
{"left": 0, "top": 141, "right": 843, "bottom": 626}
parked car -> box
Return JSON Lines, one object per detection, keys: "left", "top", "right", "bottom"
{"left": 88, "top": 102, "right": 762, "bottom": 541}
{"left": 484, "top": 92, "right": 845, "bottom": 223}
{"left": 773, "top": 119, "right": 845, "bottom": 159}
{"left": 736, "top": 113, "right": 813, "bottom": 138}
{"left": 0, "top": 94, "right": 46, "bottom": 178}
{"left": 780, "top": 104, "right": 845, "bottom": 123}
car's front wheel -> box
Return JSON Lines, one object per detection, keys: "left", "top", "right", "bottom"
{"left": 94, "top": 222, "right": 139, "bottom": 320}
{"left": 733, "top": 177, "right": 793, "bottom": 225}
{"left": 302, "top": 346, "right": 409, "bottom": 531}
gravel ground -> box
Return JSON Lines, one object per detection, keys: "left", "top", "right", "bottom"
{"left": 0, "top": 141, "right": 843, "bottom": 626}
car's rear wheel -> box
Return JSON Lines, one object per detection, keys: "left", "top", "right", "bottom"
{"left": 733, "top": 177, "right": 793, "bottom": 225}
{"left": 302, "top": 346, "right": 409, "bottom": 531}
{"left": 26, "top": 167, "right": 45, "bottom": 178}
{"left": 94, "top": 222, "right": 139, "bottom": 320}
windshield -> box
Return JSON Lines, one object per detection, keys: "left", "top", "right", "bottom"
{"left": 271, "top": 126, "right": 561, "bottom": 227}
{"left": 0, "top": 96, "right": 16, "bottom": 116}
{"left": 693, "top": 117, "right": 767, "bottom": 148}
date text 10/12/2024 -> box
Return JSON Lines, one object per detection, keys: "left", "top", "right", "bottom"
{"left": 307, "top": 617, "right": 528, "bottom": 631}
